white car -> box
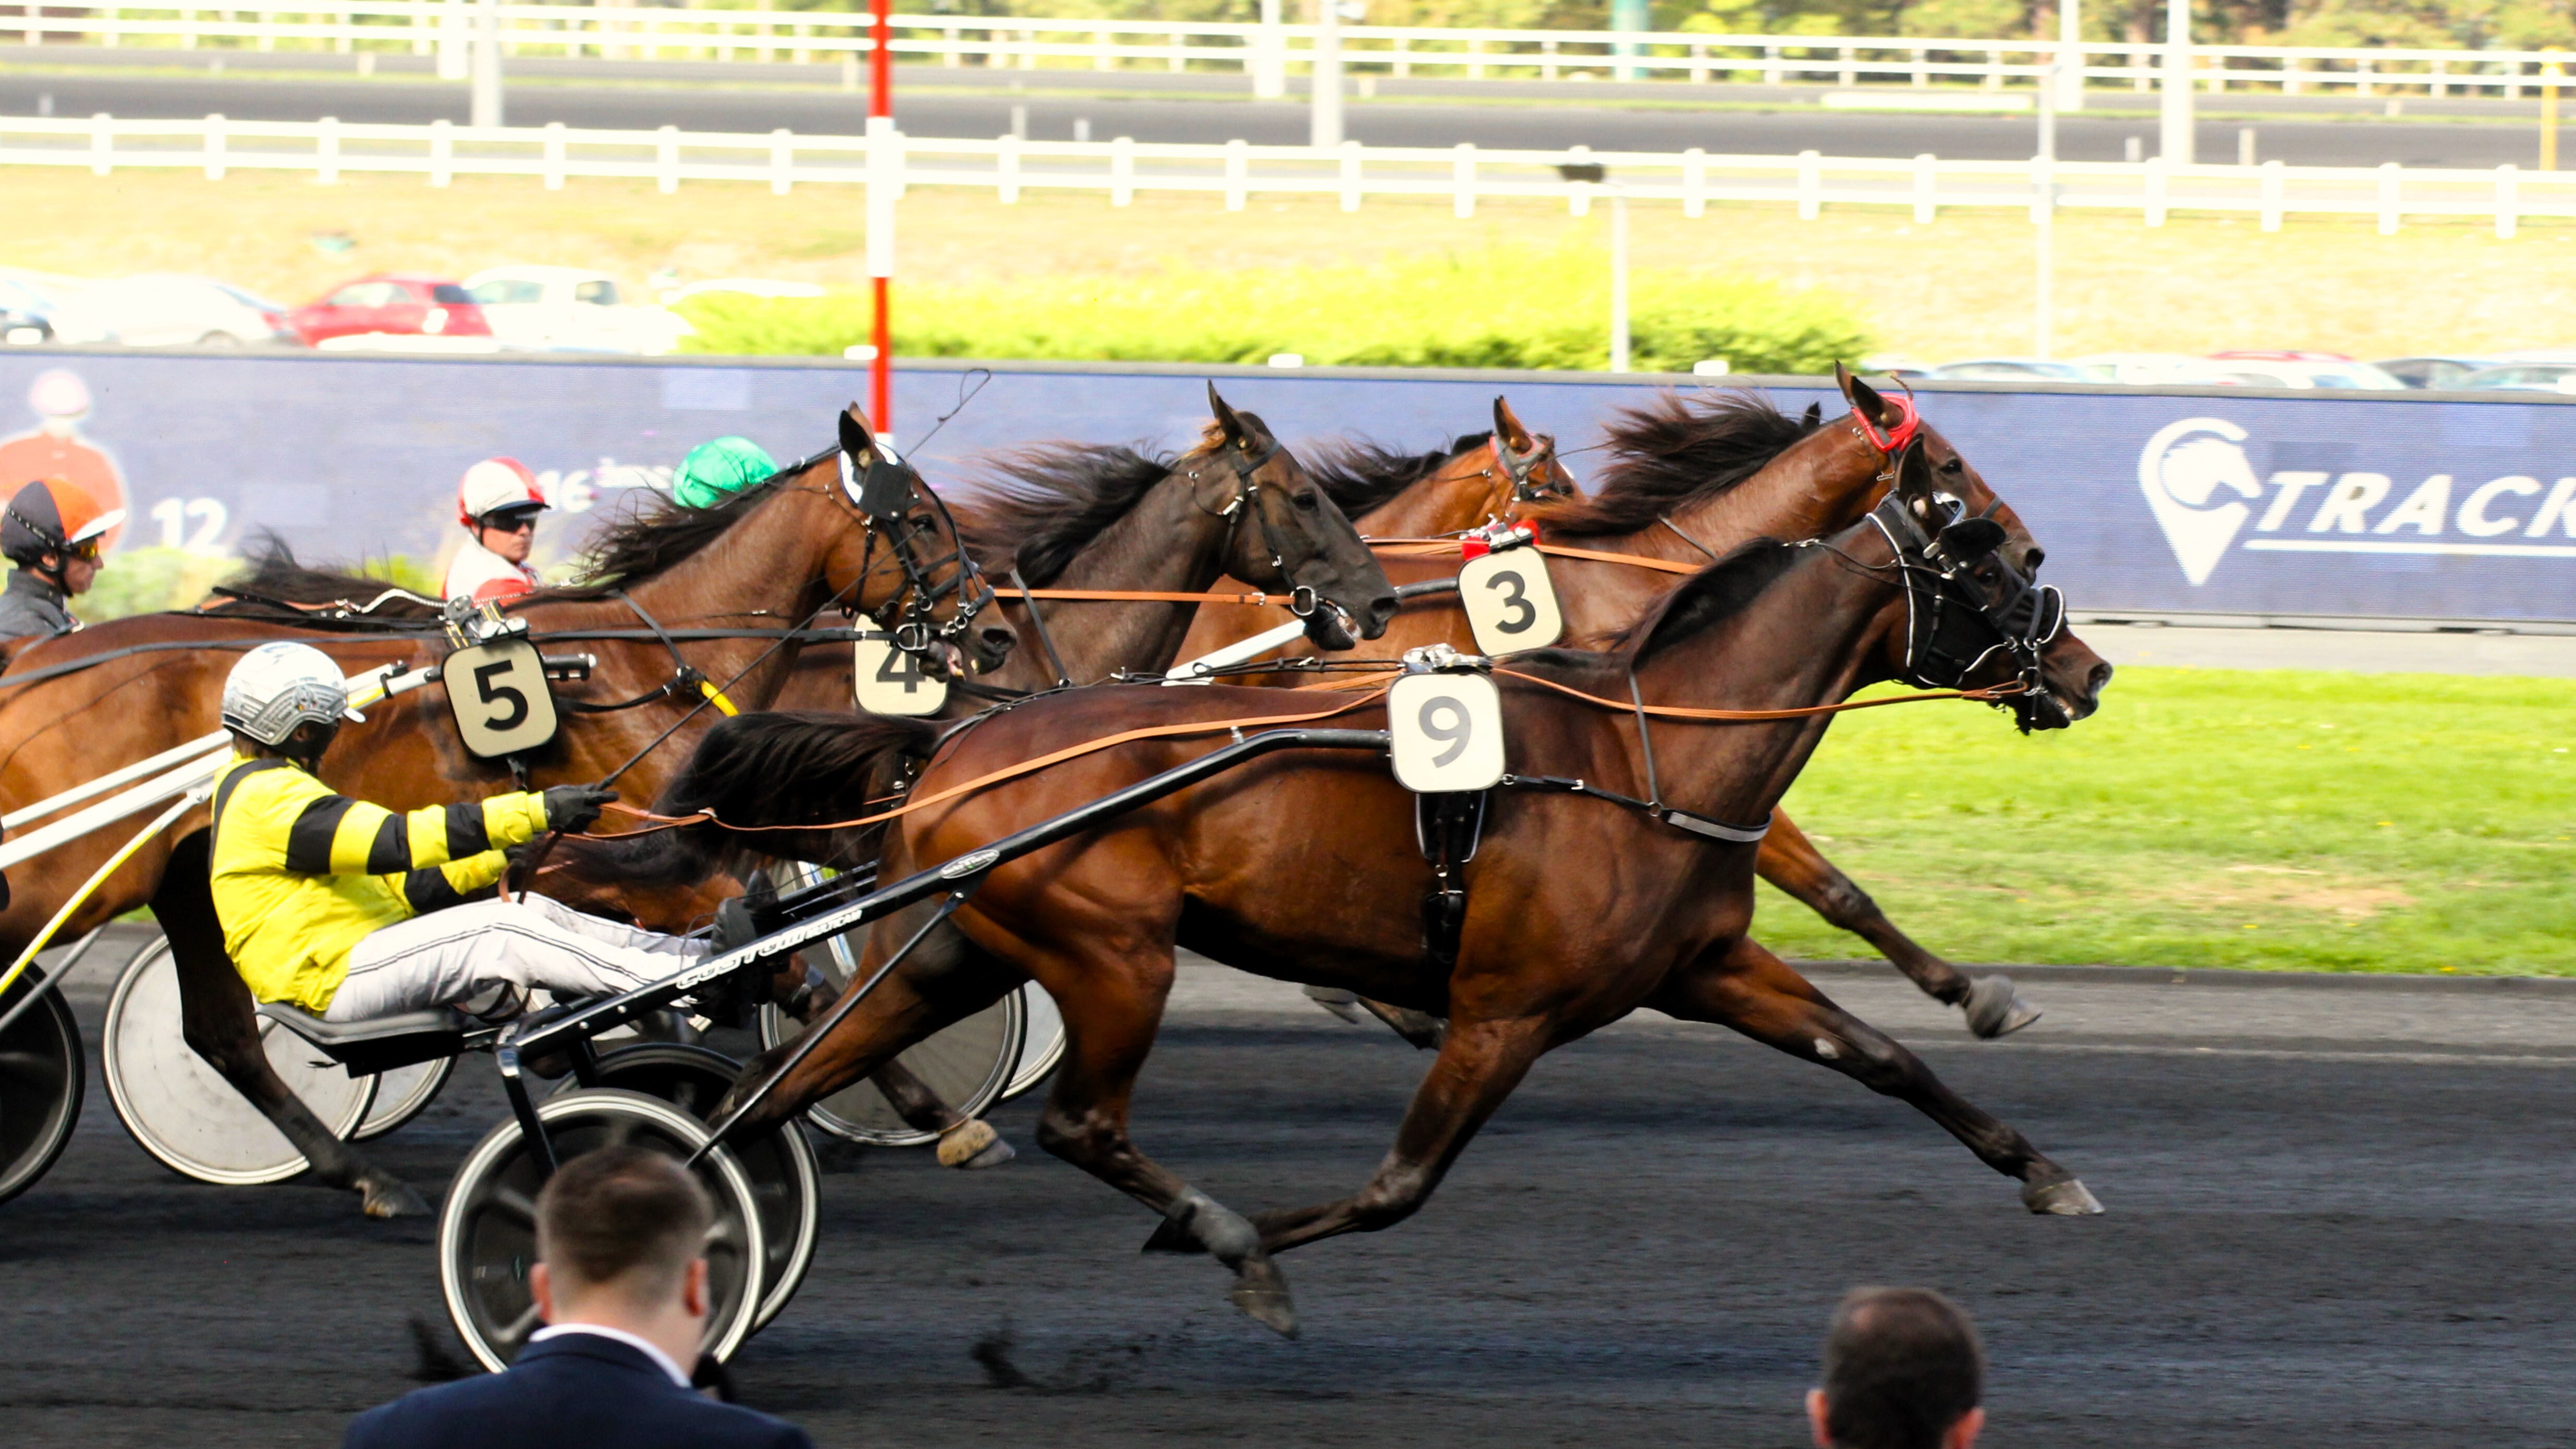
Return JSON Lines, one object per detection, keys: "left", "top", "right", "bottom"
{"left": 46, "top": 275, "right": 299, "bottom": 348}
{"left": 462, "top": 266, "right": 694, "bottom": 356}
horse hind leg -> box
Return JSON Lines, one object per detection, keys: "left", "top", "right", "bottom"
{"left": 1755, "top": 812, "right": 2039, "bottom": 1037}
{"left": 157, "top": 835, "right": 426, "bottom": 1218}
{"left": 790, "top": 917, "right": 1017, "bottom": 1168}
{"left": 1652, "top": 934, "right": 2101, "bottom": 1216}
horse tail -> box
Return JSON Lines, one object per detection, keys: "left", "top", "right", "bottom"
{"left": 551, "top": 710, "right": 941, "bottom": 889}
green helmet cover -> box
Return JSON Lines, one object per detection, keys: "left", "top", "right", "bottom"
{"left": 671, "top": 436, "right": 780, "bottom": 509}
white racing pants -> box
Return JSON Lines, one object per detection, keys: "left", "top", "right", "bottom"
{"left": 325, "top": 893, "right": 709, "bottom": 1022}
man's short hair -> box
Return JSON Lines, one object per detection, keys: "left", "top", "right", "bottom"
{"left": 534, "top": 1145, "right": 714, "bottom": 1299}
{"left": 1818, "top": 1286, "right": 1984, "bottom": 1449}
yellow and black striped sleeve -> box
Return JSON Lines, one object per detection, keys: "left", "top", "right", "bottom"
{"left": 280, "top": 789, "right": 552, "bottom": 878}
{"left": 394, "top": 849, "right": 515, "bottom": 915}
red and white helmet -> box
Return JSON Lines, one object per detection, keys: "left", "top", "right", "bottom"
{"left": 457, "top": 457, "right": 547, "bottom": 528}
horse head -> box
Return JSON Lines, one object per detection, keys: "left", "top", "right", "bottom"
{"left": 829, "top": 405, "right": 1017, "bottom": 678}
{"left": 1201, "top": 383, "right": 1399, "bottom": 649}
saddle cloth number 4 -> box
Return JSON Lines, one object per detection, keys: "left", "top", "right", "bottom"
{"left": 448, "top": 638, "right": 559, "bottom": 759}
{"left": 854, "top": 636, "right": 948, "bottom": 716}
{"left": 1459, "top": 550, "right": 1564, "bottom": 656}
{"left": 1389, "top": 672, "right": 1506, "bottom": 793}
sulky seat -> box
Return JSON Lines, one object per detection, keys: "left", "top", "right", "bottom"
{"left": 258, "top": 1001, "right": 466, "bottom": 1076}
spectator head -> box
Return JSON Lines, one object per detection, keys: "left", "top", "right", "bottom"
{"left": 1806, "top": 1287, "right": 1985, "bottom": 1449}
{"left": 530, "top": 1145, "right": 714, "bottom": 1329}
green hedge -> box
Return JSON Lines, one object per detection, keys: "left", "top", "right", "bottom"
{"left": 81, "top": 548, "right": 441, "bottom": 624}
{"left": 677, "top": 247, "right": 1873, "bottom": 375}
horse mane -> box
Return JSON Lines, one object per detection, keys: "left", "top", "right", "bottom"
{"left": 1303, "top": 433, "right": 1490, "bottom": 518}
{"left": 959, "top": 443, "right": 1178, "bottom": 586}
{"left": 204, "top": 532, "right": 441, "bottom": 618}
{"left": 564, "top": 472, "right": 790, "bottom": 594}
{"left": 1532, "top": 390, "right": 1821, "bottom": 537}
{"left": 1606, "top": 538, "right": 1807, "bottom": 662}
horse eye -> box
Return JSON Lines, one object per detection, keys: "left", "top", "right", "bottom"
{"left": 1293, "top": 490, "right": 1320, "bottom": 511}
{"left": 1940, "top": 457, "right": 1964, "bottom": 474}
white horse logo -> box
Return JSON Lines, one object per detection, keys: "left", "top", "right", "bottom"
{"left": 2137, "top": 418, "right": 2263, "bottom": 586}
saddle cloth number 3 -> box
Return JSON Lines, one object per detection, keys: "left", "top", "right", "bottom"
{"left": 1458, "top": 550, "right": 1564, "bottom": 656}
{"left": 1388, "top": 672, "right": 1506, "bottom": 793}
{"left": 854, "top": 636, "right": 948, "bottom": 716}
{"left": 447, "top": 638, "right": 559, "bottom": 759}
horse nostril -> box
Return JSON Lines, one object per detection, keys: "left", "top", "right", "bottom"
{"left": 982, "top": 626, "right": 1016, "bottom": 654}
{"left": 2087, "top": 662, "right": 2114, "bottom": 697}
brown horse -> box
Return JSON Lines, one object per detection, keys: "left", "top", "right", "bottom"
{"left": 1178, "top": 376, "right": 2055, "bottom": 1032}
{"left": 632, "top": 434, "right": 2114, "bottom": 1337}
{"left": 0, "top": 406, "right": 1009, "bottom": 1215}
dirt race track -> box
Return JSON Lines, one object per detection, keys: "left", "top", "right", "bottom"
{"left": 7, "top": 947, "right": 2576, "bottom": 1448}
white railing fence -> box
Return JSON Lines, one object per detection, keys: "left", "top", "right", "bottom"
{"left": 5, "top": 2, "right": 2575, "bottom": 101}
{"left": 5, "top": 114, "right": 2571, "bottom": 239}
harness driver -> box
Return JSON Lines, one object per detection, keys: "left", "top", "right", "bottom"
{"left": 207, "top": 641, "right": 715, "bottom": 1026}
{"left": 445, "top": 457, "right": 549, "bottom": 604}
{"left": 0, "top": 476, "right": 120, "bottom": 641}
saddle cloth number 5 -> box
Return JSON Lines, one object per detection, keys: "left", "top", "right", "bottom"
{"left": 447, "top": 638, "right": 560, "bottom": 759}
{"left": 853, "top": 636, "right": 948, "bottom": 717}
{"left": 1388, "top": 672, "right": 1506, "bottom": 794}
{"left": 1458, "top": 551, "right": 1564, "bottom": 656}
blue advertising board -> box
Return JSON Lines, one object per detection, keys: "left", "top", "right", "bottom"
{"left": 0, "top": 349, "right": 2570, "bottom": 626}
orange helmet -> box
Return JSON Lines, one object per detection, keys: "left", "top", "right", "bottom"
{"left": 3, "top": 477, "right": 122, "bottom": 566}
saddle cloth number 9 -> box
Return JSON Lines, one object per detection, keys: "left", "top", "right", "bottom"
{"left": 853, "top": 636, "right": 948, "bottom": 716}
{"left": 447, "top": 637, "right": 560, "bottom": 759}
{"left": 1388, "top": 672, "right": 1506, "bottom": 794}
{"left": 1458, "top": 550, "right": 1564, "bottom": 656}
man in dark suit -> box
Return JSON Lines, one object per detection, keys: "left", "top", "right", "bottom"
{"left": 345, "top": 1146, "right": 811, "bottom": 1449}
{"left": 1805, "top": 1286, "right": 1985, "bottom": 1449}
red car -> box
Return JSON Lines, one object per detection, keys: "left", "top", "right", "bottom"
{"left": 287, "top": 273, "right": 492, "bottom": 345}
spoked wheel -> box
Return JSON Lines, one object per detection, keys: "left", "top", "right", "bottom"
{"left": 764, "top": 864, "right": 1023, "bottom": 1147}
{"left": 1002, "top": 982, "right": 1065, "bottom": 1103}
{"left": 102, "top": 936, "right": 375, "bottom": 1184}
{"left": 0, "top": 966, "right": 86, "bottom": 1206}
{"left": 353, "top": 1055, "right": 456, "bottom": 1142}
{"left": 439, "top": 1088, "right": 766, "bottom": 1373}
{"left": 563, "top": 1043, "right": 820, "bottom": 1332}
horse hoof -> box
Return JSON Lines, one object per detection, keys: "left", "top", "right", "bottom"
{"left": 361, "top": 1176, "right": 430, "bottom": 1219}
{"left": 1229, "top": 1258, "right": 1300, "bottom": 1340}
{"left": 1359, "top": 999, "right": 1449, "bottom": 1051}
{"left": 2022, "top": 1176, "right": 2105, "bottom": 1216}
{"left": 1964, "top": 975, "right": 2041, "bottom": 1039}
{"left": 936, "top": 1119, "right": 1015, "bottom": 1170}
{"left": 1303, "top": 985, "right": 1368, "bottom": 1026}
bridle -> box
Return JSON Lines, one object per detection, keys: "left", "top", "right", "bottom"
{"left": 1489, "top": 432, "right": 1568, "bottom": 507}
{"left": 1861, "top": 478, "right": 2067, "bottom": 733}
{"left": 832, "top": 444, "right": 999, "bottom": 663}
{"left": 1189, "top": 436, "right": 1326, "bottom": 623}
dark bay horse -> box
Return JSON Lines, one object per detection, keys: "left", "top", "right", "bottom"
{"left": 0, "top": 407, "right": 1009, "bottom": 1215}
{"left": 1177, "top": 373, "right": 2065, "bottom": 1033}
{"left": 599, "top": 434, "right": 2116, "bottom": 1337}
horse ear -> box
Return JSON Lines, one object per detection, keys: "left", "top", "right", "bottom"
{"left": 1801, "top": 401, "right": 1823, "bottom": 427}
{"left": 1492, "top": 395, "right": 1536, "bottom": 453}
{"left": 1206, "top": 382, "right": 1247, "bottom": 447}
{"left": 1838, "top": 363, "right": 1894, "bottom": 427}
{"left": 1936, "top": 516, "right": 2007, "bottom": 564}
{"left": 839, "top": 404, "right": 877, "bottom": 462}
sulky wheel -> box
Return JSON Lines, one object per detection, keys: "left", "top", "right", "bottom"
{"left": 352, "top": 1054, "right": 456, "bottom": 1142}
{"left": 764, "top": 863, "right": 1024, "bottom": 1146}
{"left": 564, "top": 1043, "right": 820, "bottom": 1332}
{"left": 101, "top": 936, "right": 375, "bottom": 1185}
{"left": 0, "top": 966, "right": 86, "bottom": 1207}
{"left": 438, "top": 1088, "right": 766, "bottom": 1374}
{"left": 1002, "top": 981, "right": 1065, "bottom": 1104}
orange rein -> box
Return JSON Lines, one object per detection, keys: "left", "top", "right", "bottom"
{"left": 1365, "top": 537, "right": 1701, "bottom": 576}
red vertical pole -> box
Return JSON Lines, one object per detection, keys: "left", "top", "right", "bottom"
{"left": 869, "top": 0, "right": 894, "bottom": 435}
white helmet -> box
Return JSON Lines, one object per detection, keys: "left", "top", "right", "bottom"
{"left": 457, "top": 457, "right": 548, "bottom": 528}
{"left": 222, "top": 642, "right": 355, "bottom": 746}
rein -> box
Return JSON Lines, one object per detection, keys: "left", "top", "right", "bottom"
{"left": 1366, "top": 537, "right": 1702, "bottom": 577}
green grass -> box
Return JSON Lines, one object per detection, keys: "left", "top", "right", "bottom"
{"left": 1754, "top": 667, "right": 2576, "bottom": 975}
{"left": 676, "top": 245, "right": 1874, "bottom": 374}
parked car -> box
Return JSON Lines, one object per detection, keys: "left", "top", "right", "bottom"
{"left": 463, "top": 266, "right": 693, "bottom": 355}
{"left": 45, "top": 275, "right": 299, "bottom": 348}
{"left": 1923, "top": 359, "right": 2100, "bottom": 382}
{"left": 2453, "top": 363, "right": 2576, "bottom": 394}
{"left": 0, "top": 276, "right": 60, "bottom": 344}
{"left": 287, "top": 273, "right": 491, "bottom": 346}
{"left": 2202, "top": 357, "right": 2406, "bottom": 389}
{"left": 2372, "top": 356, "right": 2503, "bottom": 389}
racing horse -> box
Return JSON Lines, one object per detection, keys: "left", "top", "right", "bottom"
{"left": 592, "top": 407, "right": 2116, "bottom": 1336}
{"left": 1176, "top": 375, "right": 2044, "bottom": 1033}
{"left": 0, "top": 406, "right": 1016, "bottom": 1215}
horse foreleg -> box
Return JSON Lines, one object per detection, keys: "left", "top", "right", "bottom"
{"left": 1757, "top": 813, "right": 2038, "bottom": 1040}
{"left": 1649, "top": 934, "right": 2101, "bottom": 1215}
{"left": 156, "top": 835, "right": 426, "bottom": 1218}
{"left": 1248, "top": 1011, "right": 1552, "bottom": 1257}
